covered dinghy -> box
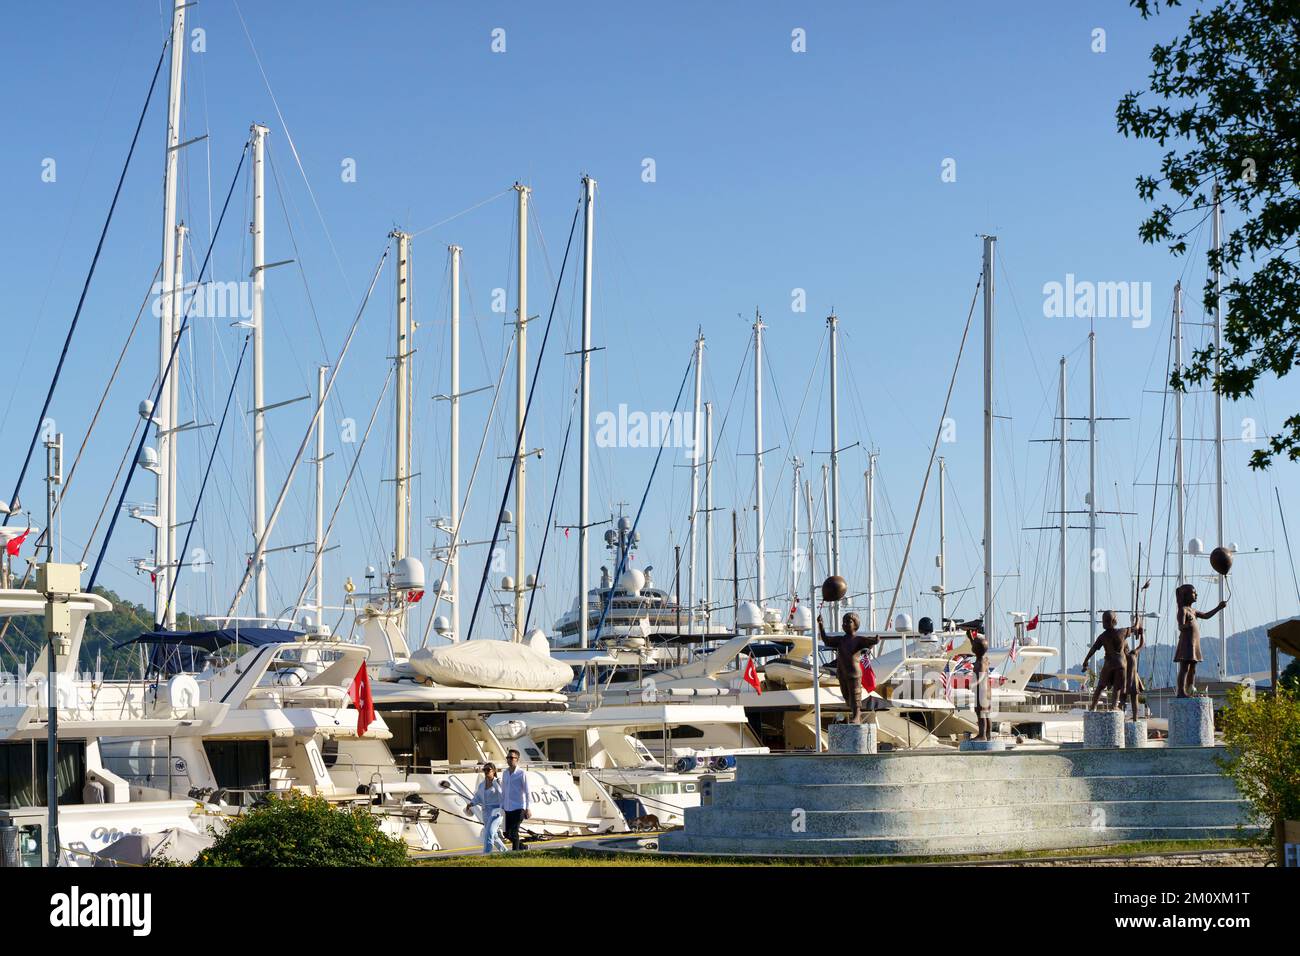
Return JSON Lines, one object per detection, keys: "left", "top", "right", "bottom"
{"left": 409, "top": 640, "right": 572, "bottom": 692}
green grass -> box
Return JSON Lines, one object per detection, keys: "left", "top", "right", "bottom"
{"left": 414, "top": 837, "right": 1257, "bottom": 867}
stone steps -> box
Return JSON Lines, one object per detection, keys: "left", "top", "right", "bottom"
{"left": 659, "top": 826, "right": 1248, "bottom": 858}
{"left": 659, "top": 745, "right": 1256, "bottom": 857}
{"left": 680, "top": 799, "right": 1248, "bottom": 838}
{"left": 710, "top": 773, "right": 1238, "bottom": 811}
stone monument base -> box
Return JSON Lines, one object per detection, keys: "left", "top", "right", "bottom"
{"left": 828, "top": 722, "right": 877, "bottom": 754}
{"left": 1124, "top": 719, "right": 1148, "bottom": 749}
{"left": 1083, "top": 709, "right": 1125, "bottom": 748}
{"left": 959, "top": 739, "right": 1006, "bottom": 752}
{"left": 1169, "top": 696, "right": 1214, "bottom": 747}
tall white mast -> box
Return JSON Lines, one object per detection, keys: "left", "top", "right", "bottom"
{"left": 250, "top": 122, "right": 270, "bottom": 619}
{"left": 827, "top": 313, "right": 841, "bottom": 581}
{"left": 866, "top": 453, "right": 877, "bottom": 630}
{"left": 752, "top": 310, "right": 766, "bottom": 608}
{"left": 821, "top": 463, "right": 831, "bottom": 595}
{"left": 937, "top": 456, "right": 947, "bottom": 626}
{"left": 165, "top": 222, "right": 185, "bottom": 628}
{"left": 1212, "top": 185, "right": 1226, "bottom": 679}
{"left": 513, "top": 183, "right": 530, "bottom": 641}
{"left": 1058, "top": 356, "right": 1068, "bottom": 666}
{"left": 1173, "top": 282, "right": 1185, "bottom": 588}
{"left": 313, "top": 364, "right": 327, "bottom": 623}
{"left": 704, "top": 401, "right": 714, "bottom": 632}
{"left": 688, "top": 330, "right": 704, "bottom": 638}
{"left": 154, "top": 0, "right": 186, "bottom": 626}
{"left": 393, "top": 231, "right": 411, "bottom": 567}
{"left": 790, "top": 458, "right": 802, "bottom": 599}
{"left": 578, "top": 177, "right": 595, "bottom": 649}
{"left": 1088, "top": 329, "right": 1097, "bottom": 641}
{"left": 449, "top": 244, "right": 462, "bottom": 640}
{"left": 982, "top": 234, "right": 996, "bottom": 646}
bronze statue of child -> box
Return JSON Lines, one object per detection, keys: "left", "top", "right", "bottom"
{"left": 1081, "top": 611, "right": 1141, "bottom": 711}
{"left": 817, "top": 611, "right": 879, "bottom": 724}
{"left": 1174, "top": 584, "right": 1227, "bottom": 698}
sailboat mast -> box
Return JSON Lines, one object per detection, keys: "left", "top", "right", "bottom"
{"left": 513, "top": 183, "right": 530, "bottom": 641}
{"left": 1059, "top": 356, "right": 1068, "bottom": 666}
{"left": 449, "top": 244, "right": 462, "bottom": 640}
{"left": 791, "top": 458, "right": 802, "bottom": 599}
{"left": 314, "top": 364, "right": 327, "bottom": 623}
{"left": 752, "top": 310, "right": 766, "bottom": 608}
{"left": 165, "top": 222, "right": 185, "bottom": 628}
{"left": 982, "top": 234, "right": 996, "bottom": 646}
{"left": 866, "top": 453, "right": 877, "bottom": 630}
{"left": 938, "top": 456, "right": 947, "bottom": 626}
{"left": 688, "top": 330, "right": 704, "bottom": 638}
{"left": 821, "top": 463, "right": 831, "bottom": 600}
{"left": 155, "top": 0, "right": 186, "bottom": 626}
{"left": 1174, "top": 282, "right": 1185, "bottom": 588}
{"left": 393, "top": 231, "right": 411, "bottom": 565}
{"left": 704, "top": 401, "right": 714, "bottom": 632}
{"left": 1088, "top": 330, "right": 1098, "bottom": 642}
{"left": 578, "top": 177, "right": 595, "bottom": 649}
{"left": 828, "top": 313, "right": 841, "bottom": 581}
{"left": 250, "top": 122, "right": 270, "bottom": 619}
{"left": 1212, "top": 185, "right": 1226, "bottom": 678}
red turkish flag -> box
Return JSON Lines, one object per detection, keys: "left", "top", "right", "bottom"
{"left": 742, "top": 655, "right": 762, "bottom": 695}
{"left": 407, "top": 589, "right": 425, "bottom": 604}
{"left": 860, "top": 658, "right": 877, "bottom": 694}
{"left": 5, "top": 529, "right": 29, "bottom": 557}
{"left": 349, "top": 663, "right": 376, "bottom": 736}
{"left": 1027, "top": 613, "right": 1039, "bottom": 631}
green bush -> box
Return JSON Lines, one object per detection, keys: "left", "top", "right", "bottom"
{"left": 193, "top": 793, "right": 409, "bottom": 867}
{"left": 1217, "top": 685, "right": 1300, "bottom": 865}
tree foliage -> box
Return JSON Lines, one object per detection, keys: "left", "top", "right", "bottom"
{"left": 1217, "top": 684, "right": 1300, "bottom": 861}
{"left": 1117, "top": 0, "right": 1300, "bottom": 468}
{"left": 192, "top": 793, "right": 410, "bottom": 867}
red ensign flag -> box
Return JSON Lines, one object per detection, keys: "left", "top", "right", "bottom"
{"left": 349, "top": 663, "right": 376, "bottom": 736}
{"left": 742, "top": 655, "right": 762, "bottom": 695}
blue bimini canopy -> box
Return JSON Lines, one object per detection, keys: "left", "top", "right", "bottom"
{"left": 117, "top": 626, "right": 302, "bottom": 652}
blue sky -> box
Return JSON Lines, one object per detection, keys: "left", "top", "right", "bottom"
{"left": 1, "top": 1, "right": 1297, "bottom": 673}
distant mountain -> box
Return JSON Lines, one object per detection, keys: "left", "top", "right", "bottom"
{"left": 0, "top": 587, "right": 199, "bottom": 677}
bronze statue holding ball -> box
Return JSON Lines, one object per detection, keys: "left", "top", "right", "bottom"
{"left": 816, "top": 576, "right": 878, "bottom": 724}
{"left": 1174, "top": 583, "right": 1227, "bottom": 698}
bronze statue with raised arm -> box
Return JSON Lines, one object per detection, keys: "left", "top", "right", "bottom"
{"left": 1174, "top": 584, "right": 1227, "bottom": 698}
{"left": 1116, "top": 629, "right": 1146, "bottom": 721}
{"left": 817, "top": 611, "right": 879, "bottom": 724}
{"left": 1081, "top": 610, "right": 1141, "bottom": 711}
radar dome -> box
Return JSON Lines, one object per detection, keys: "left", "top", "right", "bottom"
{"left": 392, "top": 556, "right": 425, "bottom": 590}
{"left": 736, "top": 601, "right": 764, "bottom": 630}
{"left": 894, "top": 613, "right": 913, "bottom": 632}
{"left": 618, "top": 568, "right": 646, "bottom": 596}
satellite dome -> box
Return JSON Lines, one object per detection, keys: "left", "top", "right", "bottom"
{"left": 137, "top": 446, "right": 159, "bottom": 470}
{"left": 1188, "top": 537, "right": 1205, "bottom": 556}
{"left": 433, "top": 615, "right": 452, "bottom": 636}
{"left": 138, "top": 399, "right": 155, "bottom": 420}
{"left": 618, "top": 516, "right": 632, "bottom": 532}
{"left": 501, "top": 575, "right": 515, "bottom": 592}
{"left": 618, "top": 568, "right": 646, "bottom": 596}
{"left": 894, "top": 613, "right": 913, "bottom": 632}
{"left": 736, "top": 601, "right": 764, "bottom": 630}
{"left": 525, "top": 573, "right": 537, "bottom": 588}
{"left": 499, "top": 509, "right": 513, "bottom": 525}
{"left": 918, "top": 616, "right": 934, "bottom": 635}
{"left": 392, "top": 556, "right": 425, "bottom": 590}
{"left": 791, "top": 604, "right": 813, "bottom": 632}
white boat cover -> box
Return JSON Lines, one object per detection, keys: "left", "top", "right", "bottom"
{"left": 409, "top": 640, "right": 573, "bottom": 691}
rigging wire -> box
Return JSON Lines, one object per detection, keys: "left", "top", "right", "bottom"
{"left": 89, "top": 138, "right": 252, "bottom": 592}
{"left": 465, "top": 195, "right": 583, "bottom": 641}
{"left": 4, "top": 36, "right": 170, "bottom": 529}
{"left": 158, "top": 335, "right": 251, "bottom": 627}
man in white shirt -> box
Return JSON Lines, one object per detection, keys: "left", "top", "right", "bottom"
{"left": 500, "top": 748, "right": 532, "bottom": 850}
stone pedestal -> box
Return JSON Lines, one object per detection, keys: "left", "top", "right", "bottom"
{"left": 828, "top": 722, "right": 877, "bottom": 754}
{"left": 1083, "top": 709, "right": 1125, "bottom": 748}
{"left": 1124, "top": 719, "right": 1148, "bottom": 749}
{"left": 1169, "top": 696, "right": 1215, "bottom": 747}
{"left": 958, "top": 739, "right": 1006, "bottom": 752}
